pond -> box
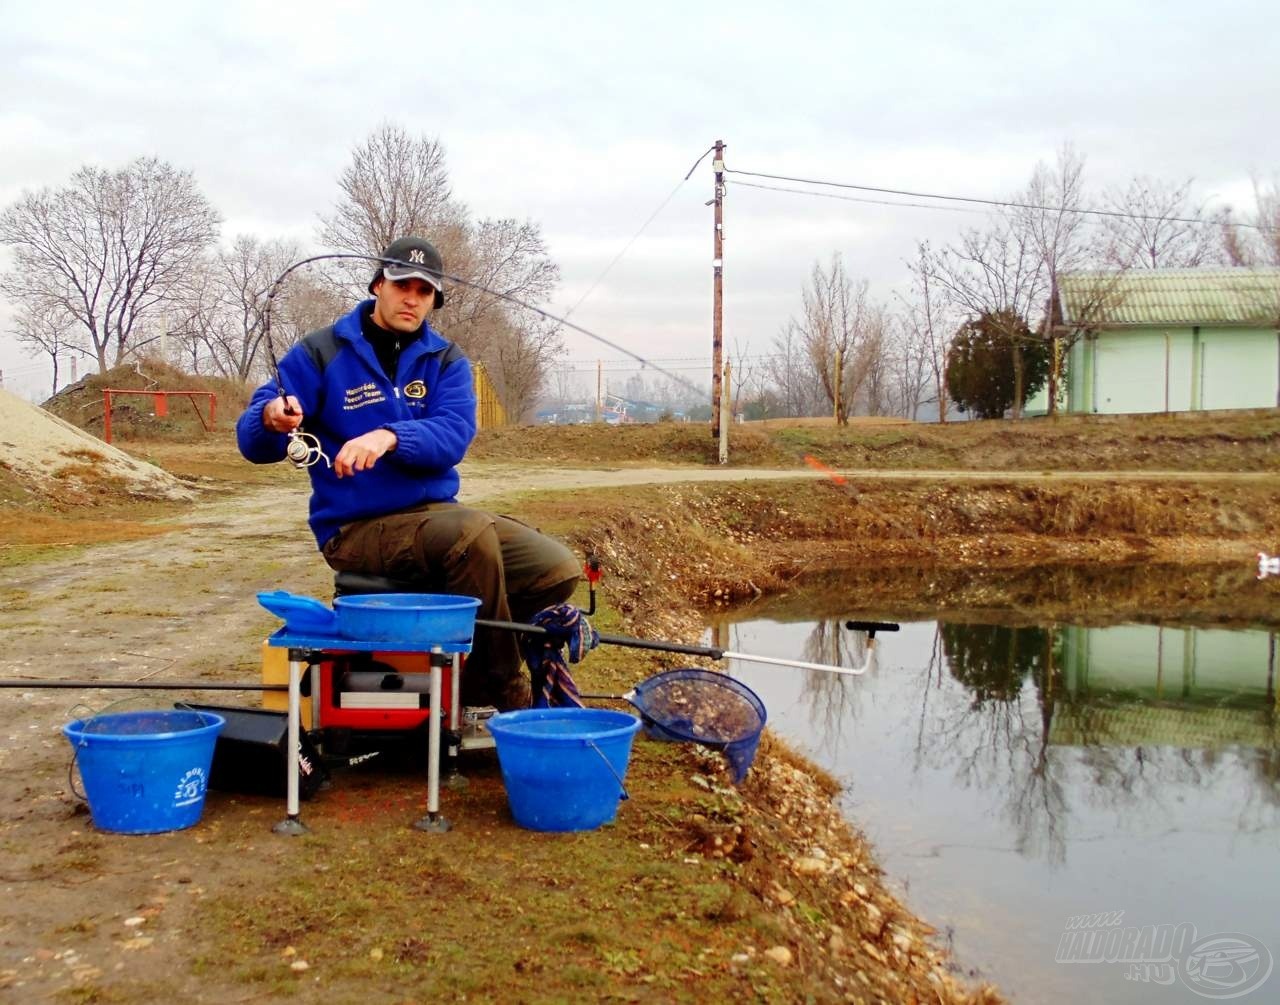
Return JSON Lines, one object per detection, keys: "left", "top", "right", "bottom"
{"left": 708, "top": 564, "right": 1279, "bottom": 1004}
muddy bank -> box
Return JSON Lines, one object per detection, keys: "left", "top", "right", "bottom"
{"left": 723, "top": 562, "right": 1280, "bottom": 630}
{"left": 550, "top": 478, "right": 1280, "bottom": 623}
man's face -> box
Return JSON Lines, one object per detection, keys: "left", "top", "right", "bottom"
{"left": 371, "top": 277, "right": 435, "bottom": 333}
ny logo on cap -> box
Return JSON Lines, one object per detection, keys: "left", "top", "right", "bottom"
{"left": 409, "top": 249, "right": 425, "bottom": 264}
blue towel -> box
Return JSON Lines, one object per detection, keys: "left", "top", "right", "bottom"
{"left": 521, "top": 604, "right": 598, "bottom": 708}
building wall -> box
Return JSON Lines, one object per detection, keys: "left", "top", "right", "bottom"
{"left": 1200, "top": 327, "right": 1278, "bottom": 409}
{"left": 1064, "top": 324, "right": 1278, "bottom": 414}
{"left": 1060, "top": 624, "right": 1274, "bottom": 701}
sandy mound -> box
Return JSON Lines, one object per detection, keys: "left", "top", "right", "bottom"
{"left": 0, "top": 388, "right": 193, "bottom": 502}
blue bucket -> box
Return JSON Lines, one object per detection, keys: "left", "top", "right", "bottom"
{"left": 63, "top": 710, "right": 225, "bottom": 835}
{"left": 488, "top": 708, "right": 641, "bottom": 832}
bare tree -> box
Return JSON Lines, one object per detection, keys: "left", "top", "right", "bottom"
{"left": 0, "top": 157, "right": 221, "bottom": 374}
{"left": 173, "top": 235, "right": 302, "bottom": 381}
{"left": 9, "top": 302, "right": 85, "bottom": 397}
{"left": 1009, "top": 144, "right": 1095, "bottom": 415}
{"left": 930, "top": 221, "right": 1046, "bottom": 419}
{"left": 443, "top": 217, "right": 560, "bottom": 347}
{"left": 318, "top": 123, "right": 465, "bottom": 277}
{"left": 856, "top": 305, "right": 891, "bottom": 416}
{"left": 903, "top": 241, "right": 955, "bottom": 421}
{"left": 543, "top": 364, "right": 592, "bottom": 418}
{"left": 728, "top": 340, "right": 765, "bottom": 418}
{"left": 487, "top": 314, "right": 564, "bottom": 421}
{"left": 444, "top": 217, "right": 562, "bottom": 418}
{"left": 886, "top": 310, "right": 933, "bottom": 420}
{"left": 1218, "top": 174, "right": 1280, "bottom": 267}
{"left": 767, "top": 321, "right": 824, "bottom": 417}
{"left": 273, "top": 271, "right": 349, "bottom": 354}
{"left": 318, "top": 126, "right": 564, "bottom": 417}
{"left": 1103, "top": 176, "right": 1216, "bottom": 269}
{"left": 792, "top": 254, "right": 876, "bottom": 424}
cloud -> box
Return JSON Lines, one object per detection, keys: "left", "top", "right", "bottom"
{"left": 2, "top": 0, "right": 1278, "bottom": 393}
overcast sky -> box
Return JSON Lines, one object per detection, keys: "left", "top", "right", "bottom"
{"left": 1, "top": 0, "right": 1277, "bottom": 401}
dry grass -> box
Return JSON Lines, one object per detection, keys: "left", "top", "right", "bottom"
{"left": 0, "top": 505, "right": 181, "bottom": 569}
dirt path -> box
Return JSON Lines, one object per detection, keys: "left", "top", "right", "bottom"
{"left": 460, "top": 462, "right": 1277, "bottom": 492}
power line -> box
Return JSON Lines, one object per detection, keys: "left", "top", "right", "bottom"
{"left": 555, "top": 367, "right": 713, "bottom": 373}
{"left": 560, "top": 145, "right": 715, "bottom": 322}
{"left": 726, "top": 166, "right": 1264, "bottom": 230}
{"left": 557, "top": 353, "right": 789, "bottom": 368}
{"left": 559, "top": 355, "right": 716, "bottom": 365}
{"left": 1, "top": 361, "right": 55, "bottom": 377}
{"left": 730, "top": 179, "right": 984, "bottom": 216}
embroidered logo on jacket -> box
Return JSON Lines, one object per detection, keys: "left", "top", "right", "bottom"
{"left": 343, "top": 382, "right": 387, "bottom": 410}
{"left": 403, "top": 380, "right": 427, "bottom": 399}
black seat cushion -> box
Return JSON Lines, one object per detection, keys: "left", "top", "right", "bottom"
{"left": 333, "top": 570, "right": 429, "bottom": 596}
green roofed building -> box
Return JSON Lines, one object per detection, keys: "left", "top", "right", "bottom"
{"left": 1043, "top": 268, "right": 1280, "bottom": 414}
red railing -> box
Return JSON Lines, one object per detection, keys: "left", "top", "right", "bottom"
{"left": 101, "top": 389, "right": 217, "bottom": 444}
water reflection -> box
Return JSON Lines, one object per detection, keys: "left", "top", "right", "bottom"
{"left": 709, "top": 566, "right": 1280, "bottom": 1004}
{"left": 716, "top": 615, "right": 1280, "bottom": 862}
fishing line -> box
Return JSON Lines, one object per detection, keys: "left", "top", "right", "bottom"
{"left": 260, "top": 252, "right": 710, "bottom": 436}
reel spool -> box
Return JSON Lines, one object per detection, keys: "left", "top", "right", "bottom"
{"left": 286, "top": 430, "right": 330, "bottom": 469}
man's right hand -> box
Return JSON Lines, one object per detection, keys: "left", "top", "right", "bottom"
{"left": 263, "top": 395, "right": 304, "bottom": 433}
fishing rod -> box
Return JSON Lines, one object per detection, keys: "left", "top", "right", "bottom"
{"left": 1, "top": 618, "right": 900, "bottom": 691}
{"left": 474, "top": 615, "right": 900, "bottom": 678}
{"left": 0, "top": 680, "right": 286, "bottom": 691}
{"left": 260, "top": 251, "right": 708, "bottom": 405}
{"left": 259, "top": 250, "right": 712, "bottom": 468}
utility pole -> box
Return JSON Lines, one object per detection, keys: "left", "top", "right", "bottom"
{"left": 711, "top": 139, "right": 725, "bottom": 438}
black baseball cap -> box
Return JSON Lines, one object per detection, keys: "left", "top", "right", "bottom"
{"left": 368, "top": 237, "right": 445, "bottom": 308}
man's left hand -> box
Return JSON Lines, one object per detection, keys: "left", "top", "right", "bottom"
{"left": 333, "top": 429, "right": 397, "bottom": 478}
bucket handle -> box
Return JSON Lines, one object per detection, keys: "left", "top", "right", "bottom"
{"left": 63, "top": 701, "right": 98, "bottom": 802}
{"left": 65, "top": 750, "right": 87, "bottom": 804}
{"left": 585, "top": 739, "right": 630, "bottom": 802}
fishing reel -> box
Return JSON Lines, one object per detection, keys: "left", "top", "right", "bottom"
{"left": 286, "top": 430, "right": 331, "bottom": 469}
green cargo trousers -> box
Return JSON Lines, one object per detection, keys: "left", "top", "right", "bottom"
{"left": 321, "top": 502, "right": 581, "bottom": 709}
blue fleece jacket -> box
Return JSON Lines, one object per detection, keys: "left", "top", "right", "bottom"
{"left": 236, "top": 301, "right": 477, "bottom": 548}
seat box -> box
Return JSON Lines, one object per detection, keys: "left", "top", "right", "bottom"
{"left": 261, "top": 643, "right": 458, "bottom": 732}
{"left": 177, "top": 702, "right": 326, "bottom": 800}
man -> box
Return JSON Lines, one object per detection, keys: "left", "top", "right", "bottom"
{"left": 237, "top": 236, "right": 580, "bottom": 709}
